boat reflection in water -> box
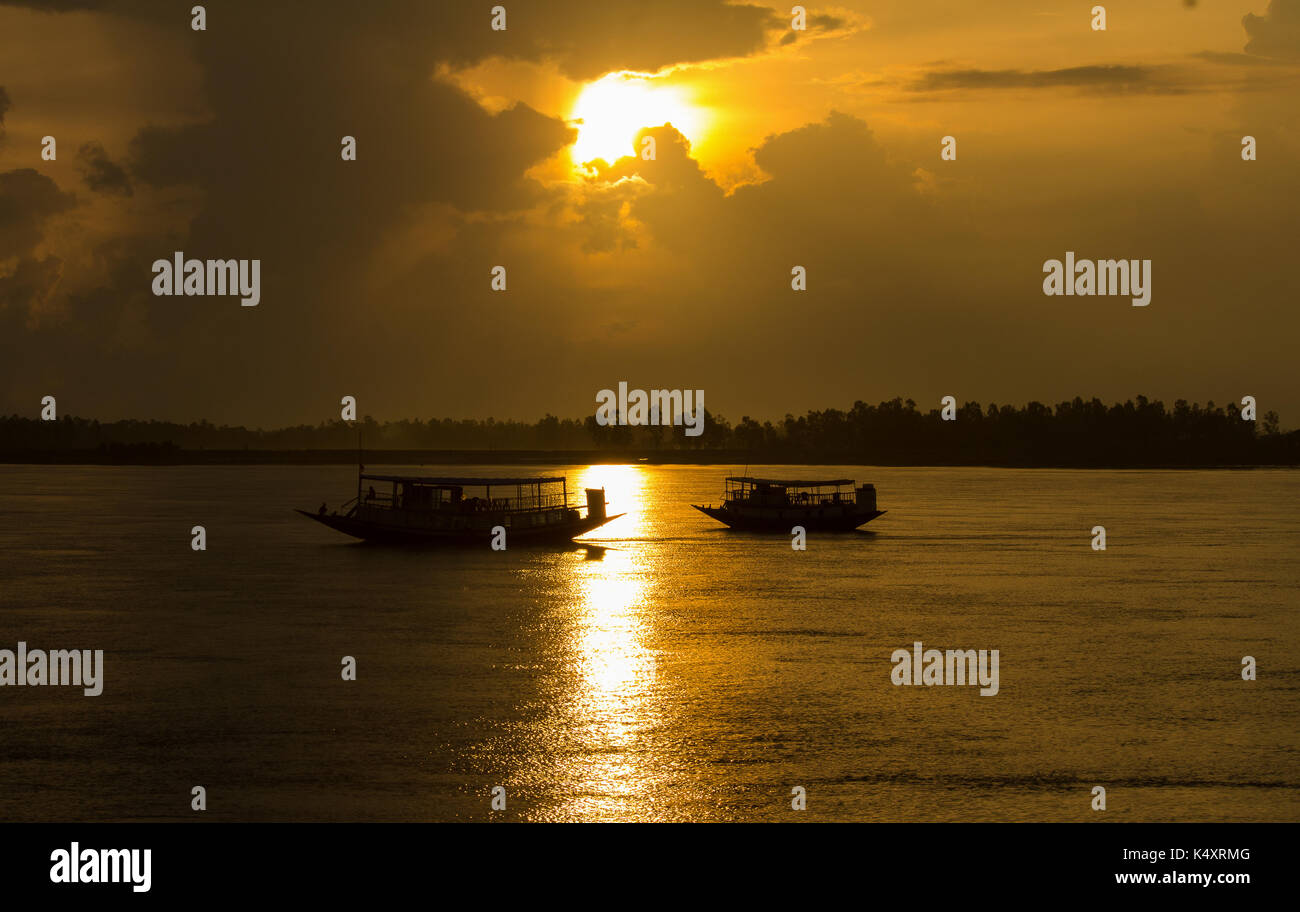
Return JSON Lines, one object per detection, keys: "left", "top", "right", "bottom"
{"left": 299, "top": 469, "right": 622, "bottom": 545}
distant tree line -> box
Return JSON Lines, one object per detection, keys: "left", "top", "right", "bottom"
{"left": 1, "top": 396, "right": 1295, "bottom": 465}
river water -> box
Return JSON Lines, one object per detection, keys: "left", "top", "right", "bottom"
{"left": 1, "top": 464, "right": 1296, "bottom": 821}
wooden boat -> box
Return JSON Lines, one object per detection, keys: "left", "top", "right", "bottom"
{"left": 692, "top": 476, "right": 884, "bottom": 532}
{"left": 299, "top": 471, "right": 622, "bottom": 544}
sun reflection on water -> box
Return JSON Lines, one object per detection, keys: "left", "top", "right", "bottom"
{"left": 544, "top": 465, "right": 667, "bottom": 819}
{"left": 574, "top": 464, "right": 646, "bottom": 541}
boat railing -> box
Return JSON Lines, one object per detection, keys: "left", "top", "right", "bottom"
{"left": 360, "top": 491, "right": 398, "bottom": 509}
{"left": 726, "top": 490, "right": 849, "bottom": 506}
{"left": 493, "top": 491, "right": 573, "bottom": 512}
{"left": 358, "top": 490, "right": 576, "bottom": 514}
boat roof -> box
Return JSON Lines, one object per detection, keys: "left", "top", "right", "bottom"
{"left": 361, "top": 474, "right": 565, "bottom": 487}
{"left": 726, "top": 476, "right": 855, "bottom": 487}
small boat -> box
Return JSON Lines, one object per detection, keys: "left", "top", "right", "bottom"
{"left": 300, "top": 471, "right": 622, "bottom": 544}
{"left": 692, "top": 476, "right": 884, "bottom": 532}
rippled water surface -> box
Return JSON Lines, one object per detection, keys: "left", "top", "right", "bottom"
{"left": 1, "top": 464, "right": 1297, "bottom": 821}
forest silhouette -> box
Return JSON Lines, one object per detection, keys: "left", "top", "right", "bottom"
{"left": 2, "top": 396, "right": 1294, "bottom": 466}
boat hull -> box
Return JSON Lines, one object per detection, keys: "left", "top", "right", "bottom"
{"left": 692, "top": 504, "right": 884, "bottom": 532}
{"left": 297, "top": 509, "right": 624, "bottom": 545}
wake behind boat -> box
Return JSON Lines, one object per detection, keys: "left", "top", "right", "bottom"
{"left": 300, "top": 471, "right": 621, "bottom": 544}
{"left": 693, "top": 476, "right": 885, "bottom": 532}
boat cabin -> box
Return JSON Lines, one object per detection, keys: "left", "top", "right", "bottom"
{"left": 356, "top": 473, "right": 571, "bottom": 515}
{"left": 723, "top": 477, "right": 875, "bottom": 510}
{"left": 302, "top": 470, "right": 617, "bottom": 543}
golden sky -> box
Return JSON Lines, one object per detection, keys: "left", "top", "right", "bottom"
{"left": 1, "top": 1, "right": 1297, "bottom": 426}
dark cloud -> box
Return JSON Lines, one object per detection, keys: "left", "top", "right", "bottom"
{"left": 433, "top": 2, "right": 785, "bottom": 80}
{"left": 2, "top": 1, "right": 783, "bottom": 81}
{"left": 578, "top": 112, "right": 945, "bottom": 334}
{"left": 0, "top": 85, "right": 9, "bottom": 150}
{"left": 746, "top": 112, "right": 919, "bottom": 207}
{"left": 126, "top": 123, "right": 205, "bottom": 188}
{"left": 1, "top": 0, "right": 1297, "bottom": 425}
{"left": 0, "top": 166, "right": 74, "bottom": 334}
{"left": 0, "top": 0, "right": 105, "bottom": 9}
{"left": 76, "top": 142, "right": 133, "bottom": 197}
{"left": 573, "top": 187, "right": 638, "bottom": 254}
{"left": 560, "top": 107, "right": 1299, "bottom": 422}
{"left": 810, "top": 14, "right": 849, "bottom": 31}
{"left": 1193, "top": 50, "right": 1287, "bottom": 66}
{"left": 780, "top": 11, "right": 853, "bottom": 47}
{"left": 907, "top": 65, "right": 1181, "bottom": 94}
{"left": 591, "top": 125, "right": 728, "bottom": 253}
{"left": 0, "top": 253, "right": 62, "bottom": 322}
{"left": 0, "top": 168, "right": 76, "bottom": 259}
{"left": 1244, "top": 0, "right": 1300, "bottom": 59}
{"left": 0, "top": 1, "right": 585, "bottom": 420}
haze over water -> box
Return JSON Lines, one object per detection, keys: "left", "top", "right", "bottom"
{"left": 1, "top": 464, "right": 1296, "bottom": 822}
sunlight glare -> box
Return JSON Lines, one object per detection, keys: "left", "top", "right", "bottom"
{"left": 570, "top": 74, "right": 704, "bottom": 167}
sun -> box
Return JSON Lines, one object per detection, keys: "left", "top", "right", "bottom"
{"left": 570, "top": 73, "right": 705, "bottom": 168}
